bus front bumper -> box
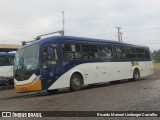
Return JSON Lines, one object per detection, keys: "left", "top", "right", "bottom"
{"left": 15, "top": 79, "right": 42, "bottom": 93}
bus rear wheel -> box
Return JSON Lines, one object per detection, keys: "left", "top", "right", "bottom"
{"left": 70, "top": 74, "right": 83, "bottom": 91}
{"left": 133, "top": 68, "right": 140, "bottom": 81}
{"left": 46, "top": 89, "right": 58, "bottom": 94}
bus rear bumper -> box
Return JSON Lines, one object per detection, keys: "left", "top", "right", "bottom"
{"left": 15, "top": 79, "right": 42, "bottom": 93}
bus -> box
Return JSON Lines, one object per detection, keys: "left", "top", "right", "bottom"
{"left": 14, "top": 36, "right": 153, "bottom": 93}
{"left": 0, "top": 52, "right": 15, "bottom": 85}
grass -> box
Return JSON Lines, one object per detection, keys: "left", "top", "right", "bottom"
{"left": 153, "top": 62, "right": 160, "bottom": 67}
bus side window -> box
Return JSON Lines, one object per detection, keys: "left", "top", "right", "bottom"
{"left": 82, "top": 45, "right": 98, "bottom": 59}
{"left": 112, "top": 47, "right": 118, "bottom": 59}
{"left": 8, "top": 56, "right": 14, "bottom": 65}
{"left": 99, "top": 46, "right": 112, "bottom": 59}
{"left": 145, "top": 49, "right": 151, "bottom": 59}
{"left": 43, "top": 46, "right": 57, "bottom": 68}
{"left": 136, "top": 48, "right": 146, "bottom": 59}
{"left": 126, "top": 47, "right": 136, "bottom": 59}
{"left": 62, "top": 43, "right": 82, "bottom": 60}
{"left": 73, "top": 44, "right": 82, "bottom": 59}
{"left": 116, "top": 47, "right": 126, "bottom": 59}
{"left": 0, "top": 56, "right": 6, "bottom": 64}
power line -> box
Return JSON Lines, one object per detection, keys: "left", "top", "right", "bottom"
{"left": 123, "top": 26, "right": 160, "bottom": 33}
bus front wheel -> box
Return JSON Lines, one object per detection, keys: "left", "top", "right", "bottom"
{"left": 133, "top": 68, "right": 140, "bottom": 80}
{"left": 70, "top": 74, "right": 83, "bottom": 91}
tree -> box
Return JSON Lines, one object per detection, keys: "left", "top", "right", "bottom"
{"left": 152, "top": 49, "right": 160, "bottom": 62}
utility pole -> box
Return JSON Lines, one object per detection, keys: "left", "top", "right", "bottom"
{"left": 120, "top": 32, "right": 123, "bottom": 42}
{"left": 62, "top": 11, "right": 65, "bottom": 36}
{"left": 116, "top": 27, "right": 122, "bottom": 42}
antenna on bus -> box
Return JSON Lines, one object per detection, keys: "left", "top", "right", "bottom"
{"left": 21, "top": 39, "right": 37, "bottom": 46}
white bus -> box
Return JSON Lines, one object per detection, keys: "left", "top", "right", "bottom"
{"left": 14, "top": 36, "right": 153, "bottom": 93}
{"left": 0, "top": 53, "right": 15, "bottom": 85}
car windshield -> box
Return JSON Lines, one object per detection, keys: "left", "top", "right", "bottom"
{"left": 14, "top": 44, "right": 39, "bottom": 75}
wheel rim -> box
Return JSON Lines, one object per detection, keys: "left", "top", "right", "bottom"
{"left": 134, "top": 70, "right": 139, "bottom": 79}
{"left": 72, "top": 78, "right": 81, "bottom": 87}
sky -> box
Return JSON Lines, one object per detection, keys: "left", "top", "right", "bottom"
{"left": 0, "top": 0, "right": 160, "bottom": 51}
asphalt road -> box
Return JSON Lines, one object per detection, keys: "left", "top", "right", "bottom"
{"left": 0, "top": 67, "right": 160, "bottom": 120}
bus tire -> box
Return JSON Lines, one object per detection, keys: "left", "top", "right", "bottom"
{"left": 70, "top": 74, "right": 83, "bottom": 91}
{"left": 133, "top": 68, "right": 140, "bottom": 81}
{"left": 47, "top": 89, "right": 58, "bottom": 94}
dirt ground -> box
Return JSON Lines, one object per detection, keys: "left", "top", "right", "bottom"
{"left": 151, "top": 66, "right": 160, "bottom": 80}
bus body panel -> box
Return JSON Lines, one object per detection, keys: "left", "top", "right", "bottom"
{"left": 14, "top": 60, "right": 153, "bottom": 92}
{"left": 0, "top": 53, "right": 15, "bottom": 78}
{"left": 14, "top": 74, "right": 38, "bottom": 85}
{"left": 0, "top": 66, "right": 13, "bottom": 77}
{"left": 0, "top": 53, "right": 15, "bottom": 86}
{"left": 139, "top": 61, "right": 153, "bottom": 77}
{"left": 15, "top": 78, "right": 42, "bottom": 93}
{"left": 48, "top": 61, "right": 153, "bottom": 90}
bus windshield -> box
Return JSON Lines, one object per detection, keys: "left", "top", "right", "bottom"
{"left": 14, "top": 44, "right": 39, "bottom": 75}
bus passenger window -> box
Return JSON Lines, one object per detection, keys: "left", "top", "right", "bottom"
{"left": 112, "top": 47, "right": 118, "bottom": 59}
{"left": 82, "top": 45, "right": 98, "bottom": 60}
{"left": 43, "top": 46, "right": 57, "bottom": 67}
{"left": 8, "top": 56, "right": 14, "bottom": 65}
{"left": 99, "top": 46, "right": 112, "bottom": 59}
{"left": 62, "top": 43, "right": 82, "bottom": 60}
{"left": 116, "top": 47, "right": 126, "bottom": 59}
{"left": 145, "top": 49, "right": 151, "bottom": 59}
{"left": 63, "top": 52, "right": 73, "bottom": 59}
{"left": 136, "top": 48, "right": 146, "bottom": 59}
{"left": 73, "top": 52, "right": 82, "bottom": 59}
{"left": 125, "top": 47, "right": 136, "bottom": 59}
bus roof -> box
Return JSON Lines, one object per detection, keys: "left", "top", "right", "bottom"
{"left": 20, "top": 36, "right": 149, "bottom": 49}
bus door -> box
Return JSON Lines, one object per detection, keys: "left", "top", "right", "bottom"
{"left": 41, "top": 44, "right": 63, "bottom": 90}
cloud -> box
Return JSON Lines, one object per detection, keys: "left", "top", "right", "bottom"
{"left": 0, "top": 0, "right": 159, "bottom": 50}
